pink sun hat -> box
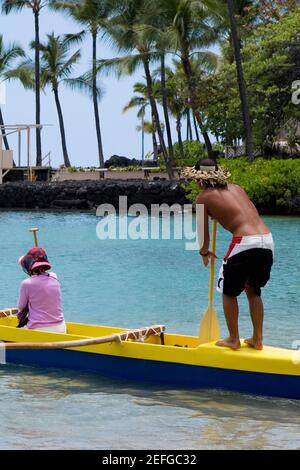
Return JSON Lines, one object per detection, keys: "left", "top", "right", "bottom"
{"left": 18, "top": 247, "right": 51, "bottom": 275}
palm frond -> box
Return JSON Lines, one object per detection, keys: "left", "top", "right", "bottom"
{"left": 1, "top": 0, "right": 30, "bottom": 14}
{"left": 97, "top": 53, "right": 142, "bottom": 78}
{"left": 0, "top": 35, "right": 25, "bottom": 73}
{"left": 4, "top": 61, "right": 35, "bottom": 89}
{"left": 123, "top": 96, "right": 147, "bottom": 113}
{"left": 191, "top": 50, "right": 222, "bottom": 73}
{"left": 59, "top": 49, "right": 81, "bottom": 77}
{"left": 62, "top": 30, "right": 86, "bottom": 48}
{"left": 64, "top": 75, "right": 105, "bottom": 100}
{"left": 50, "top": 0, "right": 114, "bottom": 31}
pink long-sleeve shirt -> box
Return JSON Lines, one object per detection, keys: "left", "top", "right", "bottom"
{"left": 18, "top": 272, "right": 64, "bottom": 329}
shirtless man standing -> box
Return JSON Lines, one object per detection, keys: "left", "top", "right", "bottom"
{"left": 188, "top": 159, "right": 274, "bottom": 351}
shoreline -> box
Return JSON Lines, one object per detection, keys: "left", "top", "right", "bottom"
{"left": 0, "top": 208, "right": 300, "bottom": 218}
{"left": 0, "top": 180, "right": 299, "bottom": 215}
{"left": 0, "top": 180, "right": 189, "bottom": 211}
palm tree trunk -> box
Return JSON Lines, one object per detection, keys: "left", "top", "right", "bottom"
{"left": 176, "top": 113, "right": 185, "bottom": 160}
{"left": 193, "top": 113, "right": 200, "bottom": 141}
{"left": 187, "top": 108, "right": 193, "bottom": 140}
{"left": 141, "top": 116, "right": 145, "bottom": 161}
{"left": 186, "top": 110, "right": 189, "bottom": 141}
{"left": 151, "top": 113, "right": 158, "bottom": 161}
{"left": 160, "top": 54, "right": 174, "bottom": 166}
{"left": 34, "top": 10, "right": 42, "bottom": 166}
{"left": 227, "top": 0, "right": 254, "bottom": 159}
{"left": 142, "top": 57, "right": 174, "bottom": 180}
{"left": 181, "top": 54, "right": 214, "bottom": 159}
{"left": 53, "top": 87, "right": 71, "bottom": 168}
{"left": 92, "top": 28, "right": 104, "bottom": 167}
{"left": 152, "top": 130, "right": 158, "bottom": 161}
{"left": 0, "top": 106, "right": 9, "bottom": 150}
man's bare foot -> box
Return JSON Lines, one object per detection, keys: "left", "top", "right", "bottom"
{"left": 244, "top": 338, "right": 263, "bottom": 350}
{"left": 216, "top": 338, "right": 241, "bottom": 350}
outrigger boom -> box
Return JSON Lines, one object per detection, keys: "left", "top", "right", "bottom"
{"left": 0, "top": 324, "right": 166, "bottom": 350}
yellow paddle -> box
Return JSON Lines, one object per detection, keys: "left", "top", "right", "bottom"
{"left": 198, "top": 219, "right": 220, "bottom": 344}
{"left": 30, "top": 227, "right": 39, "bottom": 247}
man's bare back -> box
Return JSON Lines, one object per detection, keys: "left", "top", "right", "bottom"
{"left": 197, "top": 183, "right": 270, "bottom": 236}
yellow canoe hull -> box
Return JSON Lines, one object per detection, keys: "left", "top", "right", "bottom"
{"left": 1, "top": 316, "right": 300, "bottom": 399}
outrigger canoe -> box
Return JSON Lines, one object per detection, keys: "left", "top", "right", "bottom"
{"left": 1, "top": 314, "right": 300, "bottom": 399}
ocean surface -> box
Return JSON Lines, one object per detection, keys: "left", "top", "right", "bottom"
{"left": 0, "top": 211, "right": 299, "bottom": 450}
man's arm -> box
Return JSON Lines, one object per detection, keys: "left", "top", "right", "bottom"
{"left": 196, "top": 193, "right": 214, "bottom": 267}
{"left": 196, "top": 193, "right": 209, "bottom": 253}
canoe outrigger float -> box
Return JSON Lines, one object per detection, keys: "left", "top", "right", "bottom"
{"left": 1, "top": 311, "right": 300, "bottom": 400}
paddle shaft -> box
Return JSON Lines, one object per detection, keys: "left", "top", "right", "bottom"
{"left": 198, "top": 218, "right": 220, "bottom": 344}
{"left": 30, "top": 228, "right": 39, "bottom": 247}
{"left": 0, "top": 325, "right": 165, "bottom": 350}
{"left": 208, "top": 219, "right": 217, "bottom": 309}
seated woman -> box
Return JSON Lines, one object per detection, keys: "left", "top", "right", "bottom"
{"left": 17, "top": 247, "right": 66, "bottom": 333}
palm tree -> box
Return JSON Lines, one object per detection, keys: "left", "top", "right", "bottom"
{"left": 37, "top": 32, "right": 83, "bottom": 167}
{"left": 220, "top": 1, "right": 256, "bottom": 63}
{"left": 164, "top": 62, "right": 187, "bottom": 160}
{"left": 137, "top": 108, "right": 145, "bottom": 161}
{"left": 147, "top": 20, "right": 175, "bottom": 166}
{"left": 123, "top": 81, "right": 160, "bottom": 161}
{"left": 227, "top": 0, "right": 253, "bottom": 159}
{"left": 1, "top": 0, "right": 48, "bottom": 166}
{"left": 0, "top": 35, "right": 25, "bottom": 150}
{"left": 193, "top": 112, "right": 200, "bottom": 141}
{"left": 156, "top": 0, "right": 221, "bottom": 160}
{"left": 136, "top": 119, "right": 160, "bottom": 162}
{"left": 123, "top": 82, "right": 148, "bottom": 161}
{"left": 100, "top": 0, "right": 174, "bottom": 180}
{"left": 185, "top": 107, "right": 193, "bottom": 140}
{"left": 140, "top": 2, "right": 204, "bottom": 163}
{"left": 128, "top": 2, "right": 176, "bottom": 165}
{"left": 159, "top": 52, "right": 175, "bottom": 165}
{"left": 51, "top": 0, "right": 113, "bottom": 167}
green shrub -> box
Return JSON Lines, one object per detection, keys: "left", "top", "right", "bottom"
{"left": 107, "top": 165, "right": 168, "bottom": 172}
{"left": 67, "top": 166, "right": 78, "bottom": 173}
{"left": 184, "top": 158, "right": 300, "bottom": 210}
{"left": 150, "top": 167, "right": 165, "bottom": 173}
{"left": 173, "top": 141, "right": 225, "bottom": 167}
{"left": 109, "top": 165, "right": 143, "bottom": 172}
{"left": 173, "top": 141, "right": 207, "bottom": 167}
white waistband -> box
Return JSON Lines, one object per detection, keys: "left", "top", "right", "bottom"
{"left": 236, "top": 233, "right": 273, "bottom": 244}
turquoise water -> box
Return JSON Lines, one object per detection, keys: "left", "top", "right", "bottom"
{"left": 0, "top": 211, "right": 300, "bottom": 449}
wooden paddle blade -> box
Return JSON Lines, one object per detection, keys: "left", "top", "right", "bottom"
{"left": 198, "top": 306, "right": 220, "bottom": 344}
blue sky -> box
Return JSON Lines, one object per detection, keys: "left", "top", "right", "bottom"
{"left": 0, "top": 6, "right": 190, "bottom": 167}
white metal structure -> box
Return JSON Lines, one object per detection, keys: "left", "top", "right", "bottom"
{"left": 0, "top": 142, "right": 13, "bottom": 184}
{"left": 0, "top": 124, "right": 51, "bottom": 183}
